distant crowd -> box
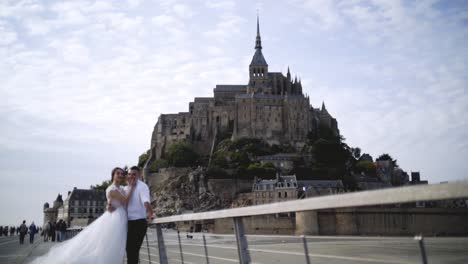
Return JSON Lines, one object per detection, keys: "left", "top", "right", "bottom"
{"left": 0, "top": 219, "right": 68, "bottom": 245}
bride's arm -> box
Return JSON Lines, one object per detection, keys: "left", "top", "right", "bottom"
{"left": 109, "top": 185, "right": 135, "bottom": 205}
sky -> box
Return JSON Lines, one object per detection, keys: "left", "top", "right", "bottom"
{"left": 0, "top": 0, "right": 467, "bottom": 226}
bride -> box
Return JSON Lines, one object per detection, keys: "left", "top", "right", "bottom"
{"left": 31, "top": 167, "right": 135, "bottom": 264}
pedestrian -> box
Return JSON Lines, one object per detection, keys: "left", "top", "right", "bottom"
{"left": 3, "top": 226, "right": 7, "bottom": 236}
{"left": 43, "top": 222, "right": 50, "bottom": 242}
{"left": 0, "top": 226, "right": 3, "bottom": 236}
{"left": 19, "top": 221, "right": 28, "bottom": 244}
{"left": 16, "top": 227, "right": 19, "bottom": 235}
{"left": 60, "top": 220, "right": 67, "bottom": 242}
{"left": 50, "top": 221, "right": 56, "bottom": 242}
{"left": 29, "top": 222, "right": 38, "bottom": 244}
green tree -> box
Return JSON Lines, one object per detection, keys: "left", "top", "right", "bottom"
{"left": 149, "top": 159, "right": 169, "bottom": 173}
{"left": 376, "top": 153, "right": 398, "bottom": 167}
{"left": 90, "top": 180, "right": 112, "bottom": 191}
{"left": 138, "top": 149, "right": 150, "bottom": 167}
{"left": 313, "top": 139, "right": 349, "bottom": 167}
{"left": 355, "top": 160, "right": 376, "bottom": 175}
{"left": 246, "top": 162, "right": 276, "bottom": 178}
{"left": 167, "top": 142, "right": 199, "bottom": 167}
{"left": 211, "top": 151, "right": 228, "bottom": 169}
{"left": 206, "top": 166, "right": 230, "bottom": 179}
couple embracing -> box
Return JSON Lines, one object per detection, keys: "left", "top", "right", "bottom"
{"left": 32, "top": 166, "right": 154, "bottom": 264}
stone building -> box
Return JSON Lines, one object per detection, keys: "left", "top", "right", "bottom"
{"left": 44, "top": 188, "right": 107, "bottom": 227}
{"left": 298, "top": 180, "right": 345, "bottom": 197}
{"left": 252, "top": 174, "right": 298, "bottom": 205}
{"left": 257, "top": 153, "right": 301, "bottom": 173}
{"left": 43, "top": 194, "right": 63, "bottom": 225}
{"left": 147, "top": 17, "right": 339, "bottom": 166}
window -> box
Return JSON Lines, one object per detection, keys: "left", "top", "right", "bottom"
{"left": 262, "top": 192, "right": 266, "bottom": 198}
{"left": 278, "top": 192, "right": 282, "bottom": 198}
{"left": 285, "top": 192, "right": 288, "bottom": 198}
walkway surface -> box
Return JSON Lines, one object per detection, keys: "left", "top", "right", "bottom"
{"left": 0, "top": 234, "right": 56, "bottom": 264}
{"left": 2, "top": 230, "right": 468, "bottom": 263}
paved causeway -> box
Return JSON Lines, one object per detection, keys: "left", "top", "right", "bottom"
{"left": 2, "top": 230, "right": 467, "bottom": 263}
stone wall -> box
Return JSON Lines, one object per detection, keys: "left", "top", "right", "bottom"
{"left": 213, "top": 214, "right": 296, "bottom": 234}
{"left": 207, "top": 208, "right": 468, "bottom": 236}
{"left": 147, "top": 167, "right": 192, "bottom": 189}
{"left": 207, "top": 179, "right": 253, "bottom": 200}
{"left": 312, "top": 208, "right": 468, "bottom": 236}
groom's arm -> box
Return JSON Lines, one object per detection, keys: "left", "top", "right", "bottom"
{"left": 140, "top": 184, "right": 154, "bottom": 219}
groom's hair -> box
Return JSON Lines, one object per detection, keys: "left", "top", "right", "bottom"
{"left": 129, "top": 166, "right": 140, "bottom": 172}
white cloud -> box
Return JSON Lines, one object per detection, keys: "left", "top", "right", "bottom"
{"left": 0, "top": 0, "right": 467, "bottom": 226}
{"left": 0, "top": 20, "right": 17, "bottom": 45}
{"left": 151, "top": 14, "right": 180, "bottom": 28}
{"left": 203, "top": 15, "right": 246, "bottom": 40}
{"left": 173, "top": 4, "right": 195, "bottom": 18}
{"left": 300, "top": 0, "right": 343, "bottom": 30}
{"left": 205, "top": 0, "right": 236, "bottom": 10}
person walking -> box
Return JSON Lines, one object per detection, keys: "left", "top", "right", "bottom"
{"left": 29, "top": 222, "right": 38, "bottom": 244}
{"left": 56, "top": 220, "right": 62, "bottom": 242}
{"left": 59, "top": 220, "right": 67, "bottom": 242}
{"left": 19, "top": 221, "right": 28, "bottom": 244}
{"left": 50, "top": 222, "right": 56, "bottom": 242}
{"left": 44, "top": 221, "right": 51, "bottom": 242}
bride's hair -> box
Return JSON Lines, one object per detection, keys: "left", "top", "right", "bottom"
{"left": 111, "top": 167, "right": 124, "bottom": 181}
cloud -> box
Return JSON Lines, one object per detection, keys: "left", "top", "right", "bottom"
{"left": 203, "top": 15, "right": 246, "bottom": 41}
{"left": 205, "top": 0, "right": 236, "bottom": 10}
{"left": 0, "top": 20, "right": 17, "bottom": 45}
{"left": 173, "top": 4, "right": 195, "bottom": 18}
{"left": 0, "top": 0, "right": 467, "bottom": 226}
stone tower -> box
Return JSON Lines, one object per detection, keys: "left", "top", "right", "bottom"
{"left": 248, "top": 15, "right": 269, "bottom": 94}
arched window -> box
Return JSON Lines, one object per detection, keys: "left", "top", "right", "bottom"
{"left": 285, "top": 192, "right": 288, "bottom": 198}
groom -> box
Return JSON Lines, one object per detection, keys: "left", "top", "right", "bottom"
{"left": 109, "top": 166, "right": 154, "bottom": 264}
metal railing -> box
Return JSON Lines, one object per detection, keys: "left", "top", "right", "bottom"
{"left": 151, "top": 181, "right": 468, "bottom": 264}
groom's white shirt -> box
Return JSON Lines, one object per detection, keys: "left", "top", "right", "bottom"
{"left": 125, "top": 180, "right": 151, "bottom": 220}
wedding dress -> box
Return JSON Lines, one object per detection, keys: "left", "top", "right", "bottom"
{"left": 31, "top": 184, "right": 128, "bottom": 264}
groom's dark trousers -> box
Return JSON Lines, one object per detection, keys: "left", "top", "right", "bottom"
{"left": 127, "top": 219, "right": 147, "bottom": 264}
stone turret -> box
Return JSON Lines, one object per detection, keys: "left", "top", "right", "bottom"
{"left": 53, "top": 194, "right": 63, "bottom": 209}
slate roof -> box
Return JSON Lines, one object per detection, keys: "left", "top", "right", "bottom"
{"left": 214, "top": 85, "right": 247, "bottom": 92}
{"left": 250, "top": 49, "right": 268, "bottom": 66}
{"left": 69, "top": 188, "right": 106, "bottom": 201}
{"left": 298, "top": 180, "right": 344, "bottom": 189}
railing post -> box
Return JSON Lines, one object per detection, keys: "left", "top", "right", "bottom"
{"left": 177, "top": 230, "right": 185, "bottom": 264}
{"left": 414, "top": 235, "right": 428, "bottom": 264}
{"left": 233, "top": 217, "right": 251, "bottom": 264}
{"left": 301, "top": 235, "right": 311, "bottom": 264}
{"left": 203, "top": 234, "right": 210, "bottom": 264}
{"left": 156, "top": 224, "right": 168, "bottom": 264}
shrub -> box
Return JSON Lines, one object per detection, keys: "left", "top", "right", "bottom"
{"left": 167, "top": 142, "right": 199, "bottom": 167}
{"left": 149, "top": 159, "right": 169, "bottom": 173}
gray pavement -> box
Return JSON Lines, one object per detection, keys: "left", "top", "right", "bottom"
{"left": 0, "top": 234, "right": 56, "bottom": 264}
{"left": 2, "top": 230, "right": 468, "bottom": 263}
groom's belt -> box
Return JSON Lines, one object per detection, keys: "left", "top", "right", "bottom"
{"left": 128, "top": 218, "right": 146, "bottom": 223}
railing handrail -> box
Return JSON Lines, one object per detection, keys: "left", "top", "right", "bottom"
{"left": 152, "top": 180, "right": 468, "bottom": 224}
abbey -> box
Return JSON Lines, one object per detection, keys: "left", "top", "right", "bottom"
{"left": 150, "top": 17, "right": 339, "bottom": 160}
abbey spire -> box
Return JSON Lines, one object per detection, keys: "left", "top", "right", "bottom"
{"left": 255, "top": 15, "right": 262, "bottom": 50}
{"left": 250, "top": 15, "right": 268, "bottom": 67}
